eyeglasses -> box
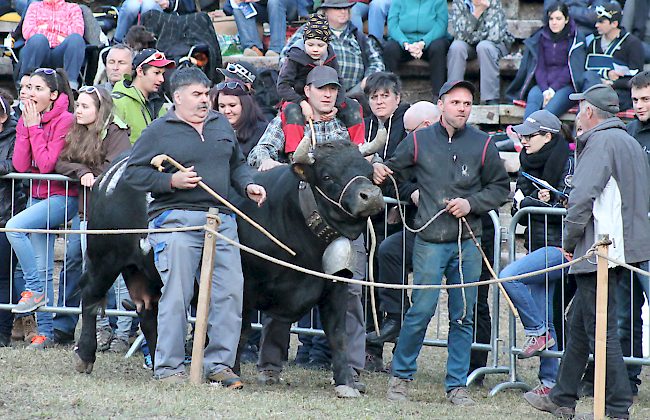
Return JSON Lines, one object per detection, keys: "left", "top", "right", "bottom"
{"left": 79, "top": 85, "right": 100, "bottom": 100}
{"left": 522, "top": 132, "right": 543, "bottom": 141}
{"left": 34, "top": 68, "right": 56, "bottom": 75}
{"left": 226, "top": 63, "right": 255, "bottom": 84}
{"left": 405, "top": 121, "right": 426, "bottom": 134}
{"left": 138, "top": 51, "right": 166, "bottom": 68}
{"left": 216, "top": 80, "right": 249, "bottom": 93}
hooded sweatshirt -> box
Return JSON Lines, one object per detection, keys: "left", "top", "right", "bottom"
{"left": 111, "top": 75, "right": 167, "bottom": 144}
{"left": 23, "top": 0, "right": 84, "bottom": 48}
{"left": 13, "top": 93, "right": 77, "bottom": 199}
{"left": 364, "top": 102, "right": 410, "bottom": 160}
{"left": 564, "top": 118, "right": 650, "bottom": 273}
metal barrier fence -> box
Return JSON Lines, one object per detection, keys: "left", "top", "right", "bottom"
{"left": 490, "top": 206, "right": 650, "bottom": 396}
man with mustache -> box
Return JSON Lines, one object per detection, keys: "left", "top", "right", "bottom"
{"left": 112, "top": 49, "right": 174, "bottom": 144}
{"left": 125, "top": 67, "right": 267, "bottom": 386}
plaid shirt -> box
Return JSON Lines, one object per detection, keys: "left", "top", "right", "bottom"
{"left": 247, "top": 116, "right": 351, "bottom": 167}
{"left": 281, "top": 23, "right": 385, "bottom": 91}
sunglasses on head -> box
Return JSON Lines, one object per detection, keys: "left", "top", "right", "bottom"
{"left": 216, "top": 80, "right": 249, "bottom": 93}
{"left": 138, "top": 51, "right": 166, "bottom": 68}
{"left": 34, "top": 68, "right": 56, "bottom": 75}
{"left": 226, "top": 63, "right": 255, "bottom": 83}
{"left": 595, "top": 5, "right": 616, "bottom": 20}
{"left": 79, "top": 85, "right": 100, "bottom": 99}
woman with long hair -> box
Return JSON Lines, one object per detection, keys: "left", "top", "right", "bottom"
{"left": 500, "top": 110, "right": 574, "bottom": 399}
{"left": 210, "top": 80, "right": 267, "bottom": 158}
{"left": 506, "top": 1, "right": 586, "bottom": 118}
{"left": 56, "top": 85, "right": 133, "bottom": 352}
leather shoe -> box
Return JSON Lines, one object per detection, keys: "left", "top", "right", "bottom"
{"left": 366, "top": 318, "right": 400, "bottom": 344}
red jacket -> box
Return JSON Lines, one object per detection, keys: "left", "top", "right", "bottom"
{"left": 14, "top": 93, "right": 78, "bottom": 199}
{"left": 23, "top": 0, "right": 84, "bottom": 48}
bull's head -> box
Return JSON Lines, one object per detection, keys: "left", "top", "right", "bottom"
{"left": 292, "top": 134, "right": 386, "bottom": 239}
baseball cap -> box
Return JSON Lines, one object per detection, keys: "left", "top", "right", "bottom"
{"left": 133, "top": 49, "right": 175, "bottom": 70}
{"left": 596, "top": 2, "right": 622, "bottom": 22}
{"left": 513, "top": 110, "right": 561, "bottom": 136}
{"left": 317, "top": 0, "right": 355, "bottom": 10}
{"left": 569, "top": 84, "right": 620, "bottom": 113}
{"left": 438, "top": 80, "right": 476, "bottom": 97}
{"left": 218, "top": 62, "right": 257, "bottom": 85}
{"left": 306, "top": 66, "right": 341, "bottom": 88}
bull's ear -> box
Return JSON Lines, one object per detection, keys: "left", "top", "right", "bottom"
{"left": 292, "top": 163, "right": 307, "bottom": 179}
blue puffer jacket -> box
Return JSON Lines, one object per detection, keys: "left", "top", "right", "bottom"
{"left": 505, "top": 21, "right": 587, "bottom": 102}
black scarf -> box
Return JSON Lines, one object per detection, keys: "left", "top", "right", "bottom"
{"left": 548, "top": 21, "right": 571, "bottom": 43}
{"left": 519, "top": 135, "right": 571, "bottom": 189}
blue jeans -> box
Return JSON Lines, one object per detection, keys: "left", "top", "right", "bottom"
{"left": 5, "top": 195, "right": 79, "bottom": 338}
{"left": 267, "top": 0, "right": 298, "bottom": 53}
{"left": 232, "top": 4, "right": 270, "bottom": 50}
{"left": 524, "top": 84, "right": 575, "bottom": 119}
{"left": 18, "top": 33, "right": 86, "bottom": 87}
{"left": 392, "top": 236, "right": 481, "bottom": 392}
{"left": 113, "top": 0, "right": 163, "bottom": 42}
{"left": 617, "top": 261, "right": 649, "bottom": 396}
{"left": 501, "top": 246, "right": 566, "bottom": 386}
{"left": 350, "top": 0, "right": 391, "bottom": 42}
{"left": 52, "top": 216, "right": 83, "bottom": 336}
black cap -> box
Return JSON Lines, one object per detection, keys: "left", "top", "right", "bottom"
{"left": 569, "top": 84, "right": 620, "bottom": 113}
{"left": 439, "top": 80, "right": 476, "bottom": 97}
{"left": 318, "top": 0, "right": 355, "bottom": 9}
{"left": 306, "top": 66, "right": 341, "bottom": 88}
{"left": 218, "top": 62, "right": 257, "bottom": 85}
{"left": 513, "top": 110, "right": 562, "bottom": 136}
{"left": 596, "top": 2, "right": 622, "bottom": 22}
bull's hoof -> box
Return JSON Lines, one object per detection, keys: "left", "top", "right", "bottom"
{"left": 334, "top": 385, "right": 360, "bottom": 398}
{"left": 73, "top": 351, "right": 94, "bottom": 374}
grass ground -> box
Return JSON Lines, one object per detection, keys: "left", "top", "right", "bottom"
{"left": 1, "top": 337, "right": 649, "bottom": 420}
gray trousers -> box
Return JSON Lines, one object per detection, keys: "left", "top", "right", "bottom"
{"left": 258, "top": 237, "right": 366, "bottom": 372}
{"left": 447, "top": 39, "right": 502, "bottom": 101}
{"left": 148, "top": 210, "right": 243, "bottom": 379}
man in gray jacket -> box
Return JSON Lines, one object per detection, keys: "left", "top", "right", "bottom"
{"left": 526, "top": 84, "right": 650, "bottom": 419}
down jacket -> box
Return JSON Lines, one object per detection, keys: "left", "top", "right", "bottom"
{"left": 23, "top": 0, "right": 84, "bottom": 48}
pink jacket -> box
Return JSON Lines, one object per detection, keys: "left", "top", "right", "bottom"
{"left": 23, "top": 0, "right": 84, "bottom": 48}
{"left": 14, "top": 94, "right": 78, "bottom": 199}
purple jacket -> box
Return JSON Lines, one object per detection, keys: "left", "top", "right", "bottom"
{"left": 535, "top": 21, "right": 574, "bottom": 93}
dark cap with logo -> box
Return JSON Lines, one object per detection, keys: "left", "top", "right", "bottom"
{"left": 596, "top": 2, "right": 622, "bottom": 22}
{"left": 513, "top": 110, "right": 562, "bottom": 136}
{"left": 438, "top": 80, "right": 476, "bottom": 97}
{"left": 306, "top": 66, "right": 341, "bottom": 88}
{"left": 569, "top": 83, "right": 620, "bottom": 113}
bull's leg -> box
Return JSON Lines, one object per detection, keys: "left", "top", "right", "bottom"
{"left": 138, "top": 305, "right": 158, "bottom": 369}
{"left": 74, "top": 268, "right": 119, "bottom": 374}
{"left": 319, "top": 283, "right": 358, "bottom": 397}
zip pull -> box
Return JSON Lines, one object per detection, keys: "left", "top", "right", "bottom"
{"left": 453, "top": 155, "right": 457, "bottom": 161}
{"left": 448, "top": 137, "right": 452, "bottom": 143}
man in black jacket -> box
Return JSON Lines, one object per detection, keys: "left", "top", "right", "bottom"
{"left": 124, "top": 67, "right": 266, "bottom": 387}
{"left": 374, "top": 80, "right": 510, "bottom": 405}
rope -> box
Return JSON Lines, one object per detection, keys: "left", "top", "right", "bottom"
{"left": 592, "top": 251, "right": 650, "bottom": 278}
{"left": 366, "top": 218, "right": 380, "bottom": 334}
{"left": 0, "top": 226, "right": 206, "bottom": 235}
{"left": 386, "top": 173, "right": 446, "bottom": 233}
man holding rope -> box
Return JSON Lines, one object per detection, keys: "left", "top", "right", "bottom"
{"left": 124, "top": 67, "right": 267, "bottom": 387}
{"left": 373, "top": 80, "right": 510, "bottom": 405}
{"left": 526, "top": 84, "right": 650, "bottom": 419}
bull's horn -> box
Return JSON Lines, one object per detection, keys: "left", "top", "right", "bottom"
{"left": 292, "top": 134, "right": 315, "bottom": 165}
{"left": 359, "top": 125, "right": 387, "bottom": 156}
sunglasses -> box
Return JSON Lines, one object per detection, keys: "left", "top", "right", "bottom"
{"left": 138, "top": 51, "right": 166, "bottom": 68}
{"left": 79, "top": 85, "right": 100, "bottom": 100}
{"left": 226, "top": 63, "right": 255, "bottom": 83}
{"left": 595, "top": 5, "right": 617, "bottom": 20}
{"left": 34, "top": 68, "right": 56, "bottom": 75}
{"left": 216, "top": 80, "right": 249, "bottom": 93}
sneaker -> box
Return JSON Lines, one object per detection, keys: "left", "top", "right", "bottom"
{"left": 157, "top": 371, "right": 188, "bottom": 385}
{"left": 12, "top": 291, "right": 47, "bottom": 314}
{"left": 243, "top": 46, "right": 263, "bottom": 57}
{"left": 108, "top": 337, "right": 130, "bottom": 353}
{"left": 53, "top": 329, "right": 75, "bottom": 345}
{"left": 446, "top": 387, "right": 476, "bottom": 406}
{"left": 26, "top": 334, "right": 54, "bottom": 350}
{"left": 11, "top": 316, "right": 24, "bottom": 340}
{"left": 265, "top": 50, "right": 279, "bottom": 57}
{"left": 22, "top": 315, "right": 38, "bottom": 342}
{"left": 519, "top": 334, "right": 555, "bottom": 359}
{"left": 257, "top": 369, "right": 283, "bottom": 385}
{"left": 351, "top": 369, "right": 366, "bottom": 394}
{"left": 364, "top": 352, "right": 384, "bottom": 372}
{"left": 524, "top": 392, "right": 575, "bottom": 418}
{"left": 386, "top": 376, "right": 410, "bottom": 401}
{"left": 208, "top": 367, "right": 243, "bottom": 389}
{"left": 524, "top": 384, "right": 552, "bottom": 406}
{"left": 143, "top": 353, "right": 153, "bottom": 370}
{"left": 96, "top": 326, "right": 114, "bottom": 352}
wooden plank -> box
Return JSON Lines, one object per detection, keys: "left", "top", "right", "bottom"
{"left": 499, "top": 104, "right": 575, "bottom": 124}
{"left": 398, "top": 57, "right": 521, "bottom": 78}
{"left": 0, "top": 21, "right": 17, "bottom": 33}
{"left": 468, "top": 105, "right": 499, "bottom": 124}
{"left": 223, "top": 55, "right": 280, "bottom": 71}
{"left": 507, "top": 20, "right": 542, "bottom": 40}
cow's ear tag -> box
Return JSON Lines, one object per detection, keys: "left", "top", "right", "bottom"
{"left": 292, "top": 164, "right": 306, "bottom": 179}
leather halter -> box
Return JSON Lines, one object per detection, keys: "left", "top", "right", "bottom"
{"left": 298, "top": 181, "right": 341, "bottom": 244}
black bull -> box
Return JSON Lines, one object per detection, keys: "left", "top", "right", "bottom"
{"left": 73, "top": 141, "right": 384, "bottom": 392}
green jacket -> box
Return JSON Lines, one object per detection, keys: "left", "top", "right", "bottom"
{"left": 111, "top": 75, "right": 167, "bottom": 144}
{"left": 387, "top": 0, "right": 448, "bottom": 48}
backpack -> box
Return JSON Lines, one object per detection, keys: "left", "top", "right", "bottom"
{"left": 253, "top": 68, "right": 281, "bottom": 120}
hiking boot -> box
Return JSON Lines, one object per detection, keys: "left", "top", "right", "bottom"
{"left": 243, "top": 46, "right": 263, "bottom": 57}
{"left": 257, "top": 369, "right": 283, "bottom": 385}
{"left": 366, "top": 317, "right": 401, "bottom": 344}
{"left": 12, "top": 290, "right": 47, "bottom": 313}
{"left": 351, "top": 369, "right": 366, "bottom": 393}
{"left": 386, "top": 376, "right": 410, "bottom": 401}
{"left": 208, "top": 367, "right": 243, "bottom": 389}
{"left": 11, "top": 316, "right": 24, "bottom": 340}
{"left": 22, "top": 315, "right": 38, "bottom": 342}
{"left": 446, "top": 387, "right": 476, "bottom": 406}
{"left": 157, "top": 371, "right": 188, "bottom": 385}
{"left": 519, "top": 334, "right": 555, "bottom": 359}
{"left": 143, "top": 353, "right": 153, "bottom": 370}
{"left": 364, "top": 352, "right": 384, "bottom": 372}
{"left": 53, "top": 329, "right": 75, "bottom": 345}
{"left": 108, "top": 337, "right": 130, "bottom": 353}
{"left": 26, "top": 334, "right": 54, "bottom": 350}
{"left": 524, "top": 392, "right": 575, "bottom": 418}
{"left": 0, "top": 333, "right": 9, "bottom": 347}
{"left": 96, "top": 326, "right": 114, "bottom": 352}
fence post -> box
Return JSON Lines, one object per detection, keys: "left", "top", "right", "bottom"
{"left": 190, "top": 208, "right": 220, "bottom": 385}
{"left": 594, "top": 233, "right": 610, "bottom": 420}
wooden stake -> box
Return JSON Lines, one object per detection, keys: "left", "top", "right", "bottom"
{"left": 190, "top": 209, "right": 220, "bottom": 384}
{"left": 594, "top": 234, "right": 610, "bottom": 420}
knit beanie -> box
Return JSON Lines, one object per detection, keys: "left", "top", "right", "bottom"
{"left": 303, "top": 14, "right": 331, "bottom": 44}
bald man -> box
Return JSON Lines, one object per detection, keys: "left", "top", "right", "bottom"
{"left": 365, "top": 101, "right": 440, "bottom": 353}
